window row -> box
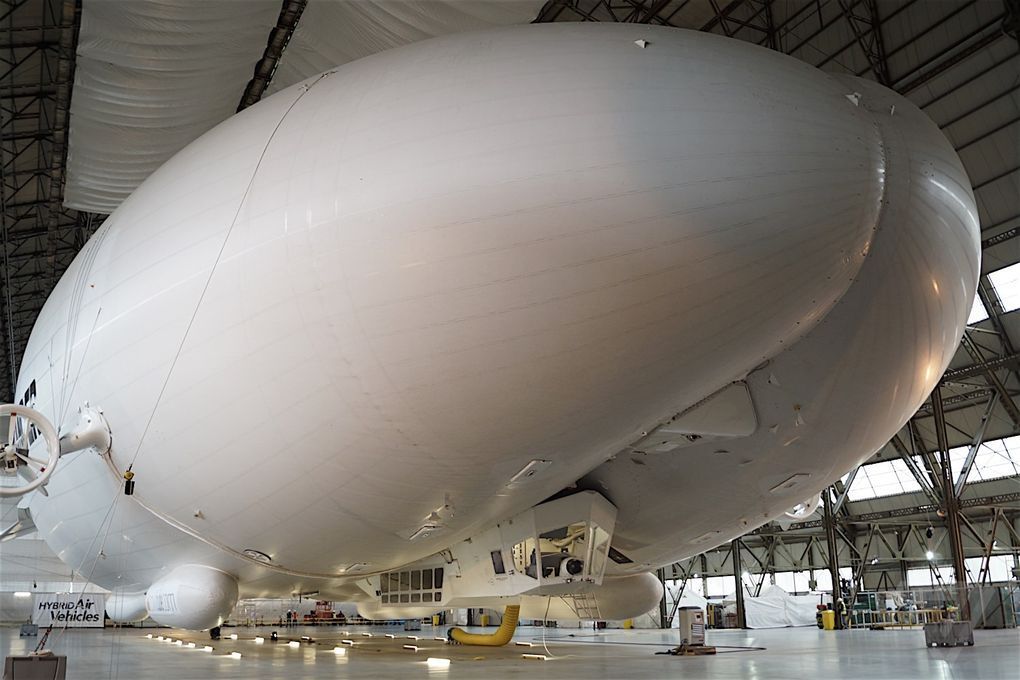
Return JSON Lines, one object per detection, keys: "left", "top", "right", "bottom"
{"left": 379, "top": 567, "right": 444, "bottom": 593}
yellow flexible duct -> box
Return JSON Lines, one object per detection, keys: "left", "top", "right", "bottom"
{"left": 447, "top": 605, "right": 521, "bottom": 646}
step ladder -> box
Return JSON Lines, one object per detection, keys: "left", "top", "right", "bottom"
{"left": 566, "top": 592, "right": 602, "bottom": 621}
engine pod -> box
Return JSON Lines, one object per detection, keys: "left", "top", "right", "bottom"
{"left": 145, "top": 564, "right": 238, "bottom": 630}
{"left": 106, "top": 591, "right": 148, "bottom": 623}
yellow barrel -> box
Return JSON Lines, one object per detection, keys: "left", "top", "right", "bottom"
{"left": 432, "top": 615, "right": 440, "bottom": 626}
{"left": 480, "top": 614, "right": 490, "bottom": 627}
{"left": 821, "top": 610, "right": 835, "bottom": 630}
{"left": 623, "top": 619, "right": 633, "bottom": 629}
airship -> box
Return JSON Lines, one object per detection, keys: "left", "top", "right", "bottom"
{"left": 0, "top": 22, "right": 978, "bottom": 635}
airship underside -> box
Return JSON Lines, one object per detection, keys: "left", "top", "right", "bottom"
{"left": 5, "top": 23, "right": 977, "bottom": 629}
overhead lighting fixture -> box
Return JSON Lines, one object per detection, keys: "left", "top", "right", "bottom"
{"left": 403, "top": 644, "right": 419, "bottom": 652}
{"left": 331, "top": 647, "right": 347, "bottom": 656}
{"left": 229, "top": 652, "right": 242, "bottom": 659}
{"left": 926, "top": 550, "right": 935, "bottom": 561}
{"left": 202, "top": 646, "right": 213, "bottom": 653}
{"left": 254, "top": 637, "right": 264, "bottom": 644}
{"left": 288, "top": 641, "right": 300, "bottom": 648}
{"left": 522, "top": 653, "right": 548, "bottom": 661}
{"left": 13, "top": 592, "right": 31, "bottom": 598}
{"left": 426, "top": 657, "right": 451, "bottom": 669}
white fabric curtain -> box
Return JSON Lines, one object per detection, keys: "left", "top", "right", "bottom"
{"left": 65, "top": 0, "right": 545, "bottom": 214}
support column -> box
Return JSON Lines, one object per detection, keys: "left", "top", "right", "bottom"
{"left": 656, "top": 567, "right": 668, "bottom": 629}
{"left": 932, "top": 385, "right": 971, "bottom": 621}
{"left": 822, "top": 487, "right": 844, "bottom": 629}
{"left": 701, "top": 554, "right": 709, "bottom": 599}
{"left": 731, "top": 540, "right": 746, "bottom": 629}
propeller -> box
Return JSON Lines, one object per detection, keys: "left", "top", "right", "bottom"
{"left": 0, "top": 405, "right": 60, "bottom": 498}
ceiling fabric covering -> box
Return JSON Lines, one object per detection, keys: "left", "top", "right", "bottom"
{"left": 266, "top": 0, "right": 546, "bottom": 95}
{"left": 64, "top": 0, "right": 545, "bottom": 215}
{"left": 64, "top": 0, "right": 283, "bottom": 214}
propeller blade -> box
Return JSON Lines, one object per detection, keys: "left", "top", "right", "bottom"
{"left": 13, "top": 463, "right": 47, "bottom": 496}
{"left": 15, "top": 452, "right": 47, "bottom": 470}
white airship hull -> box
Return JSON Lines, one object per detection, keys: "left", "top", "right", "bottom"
{"left": 13, "top": 23, "right": 976, "bottom": 621}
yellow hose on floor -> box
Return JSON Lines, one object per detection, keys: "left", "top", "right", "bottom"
{"left": 447, "top": 605, "right": 521, "bottom": 646}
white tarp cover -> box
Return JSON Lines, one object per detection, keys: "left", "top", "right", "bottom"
{"left": 65, "top": 0, "right": 545, "bottom": 214}
{"left": 725, "top": 586, "right": 824, "bottom": 629}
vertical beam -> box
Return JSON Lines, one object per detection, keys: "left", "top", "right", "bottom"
{"left": 909, "top": 421, "right": 945, "bottom": 497}
{"left": 897, "top": 529, "right": 909, "bottom": 588}
{"left": 931, "top": 385, "right": 971, "bottom": 621}
{"left": 835, "top": 0, "right": 890, "bottom": 84}
{"left": 237, "top": 0, "right": 307, "bottom": 112}
{"left": 822, "top": 487, "right": 844, "bottom": 629}
{"left": 731, "top": 539, "right": 746, "bottom": 628}
{"left": 761, "top": 0, "right": 778, "bottom": 49}
{"left": 700, "top": 554, "right": 709, "bottom": 598}
{"left": 656, "top": 567, "right": 668, "bottom": 629}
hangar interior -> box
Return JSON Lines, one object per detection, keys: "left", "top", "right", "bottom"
{"left": 0, "top": 0, "right": 1019, "bottom": 678}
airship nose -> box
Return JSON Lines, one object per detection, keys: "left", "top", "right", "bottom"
{"left": 832, "top": 74, "right": 980, "bottom": 356}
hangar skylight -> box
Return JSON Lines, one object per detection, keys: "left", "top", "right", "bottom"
{"left": 846, "top": 436, "right": 1020, "bottom": 502}
{"left": 846, "top": 459, "right": 923, "bottom": 501}
{"left": 949, "top": 437, "right": 1020, "bottom": 482}
{"left": 968, "top": 297, "right": 988, "bottom": 324}
{"left": 988, "top": 263, "right": 1020, "bottom": 313}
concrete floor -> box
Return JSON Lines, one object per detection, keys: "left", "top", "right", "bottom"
{"left": 2, "top": 623, "right": 1017, "bottom": 679}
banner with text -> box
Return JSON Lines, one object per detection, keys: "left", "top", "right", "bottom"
{"left": 32, "top": 594, "right": 106, "bottom": 628}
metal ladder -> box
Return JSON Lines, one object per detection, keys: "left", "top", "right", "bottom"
{"left": 567, "top": 592, "right": 602, "bottom": 621}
